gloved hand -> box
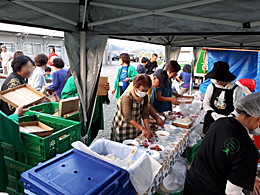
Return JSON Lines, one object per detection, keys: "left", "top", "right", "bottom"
{"left": 211, "top": 112, "right": 226, "bottom": 121}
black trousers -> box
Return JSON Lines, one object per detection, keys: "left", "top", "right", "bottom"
{"left": 203, "top": 112, "right": 215, "bottom": 134}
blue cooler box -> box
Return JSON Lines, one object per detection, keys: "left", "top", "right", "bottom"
{"left": 21, "top": 149, "right": 136, "bottom": 195}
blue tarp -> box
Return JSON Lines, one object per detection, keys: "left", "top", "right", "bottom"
{"left": 199, "top": 50, "right": 258, "bottom": 94}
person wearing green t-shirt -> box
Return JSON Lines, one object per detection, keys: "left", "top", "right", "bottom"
{"left": 111, "top": 53, "right": 138, "bottom": 99}
{"left": 61, "top": 76, "right": 110, "bottom": 145}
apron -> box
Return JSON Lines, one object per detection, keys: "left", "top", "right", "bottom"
{"left": 111, "top": 91, "right": 144, "bottom": 142}
{"left": 203, "top": 84, "right": 238, "bottom": 134}
{"left": 119, "top": 65, "right": 129, "bottom": 96}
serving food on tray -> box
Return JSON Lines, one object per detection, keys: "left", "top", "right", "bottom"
{"left": 172, "top": 117, "right": 193, "bottom": 129}
{"left": 177, "top": 96, "right": 194, "bottom": 104}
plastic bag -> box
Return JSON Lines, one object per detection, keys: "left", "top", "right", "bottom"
{"left": 188, "top": 131, "right": 201, "bottom": 147}
{"left": 72, "top": 139, "right": 162, "bottom": 195}
{"left": 157, "top": 157, "right": 188, "bottom": 194}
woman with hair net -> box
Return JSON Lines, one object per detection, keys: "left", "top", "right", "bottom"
{"left": 184, "top": 93, "right": 260, "bottom": 195}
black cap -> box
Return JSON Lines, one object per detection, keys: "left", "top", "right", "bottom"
{"left": 153, "top": 69, "right": 168, "bottom": 88}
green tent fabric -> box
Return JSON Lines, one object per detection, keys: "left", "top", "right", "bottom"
{"left": 0, "top": 112, "right": 24, "bottom": 191}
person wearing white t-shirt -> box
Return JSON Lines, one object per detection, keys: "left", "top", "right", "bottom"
{"left": 0, "top": 45, "right": 13, "bottom": 75}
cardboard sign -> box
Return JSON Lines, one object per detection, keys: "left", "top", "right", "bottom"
{"left": 58, "top": 96, "right": 79, "bottom": 117}
{"left": 97, "top": 77, "right": 108, "bottom": 96}
{"left": 0, "top": 84, "right": 45, "bottom": 108}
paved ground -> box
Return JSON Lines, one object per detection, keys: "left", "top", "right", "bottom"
{"left": 97, "top": 61, "right": 139, "bottom": 139}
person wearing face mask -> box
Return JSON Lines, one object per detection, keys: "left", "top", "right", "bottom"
{"left": 184, "top": 93, "right": 260, "bottom": 195}
{"left": 117, "top": 69, "right": 169, "bottom": 128}
{"left": 203, "top": 61, "right": 243, "bottom": 134}
{"left": 112, "top": 53, "right": 138, "bottom": 99}
{"left": 150, "top": 60, "right": 181, "bottom": 113}
{"left": 111, "top": 74, "right": 154, "bottom": 142}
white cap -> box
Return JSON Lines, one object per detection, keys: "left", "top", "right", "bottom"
{"left": 235, "top": 93, "right": 260, "bottom": 117}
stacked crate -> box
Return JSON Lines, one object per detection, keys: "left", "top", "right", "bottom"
{"left": 1, "top": 114, "right": 81, "bottom": 195}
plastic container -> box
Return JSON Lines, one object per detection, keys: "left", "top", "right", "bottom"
{"left": 182, "top": 139, "right": 203, "bottom": 163}
{"left": 190, "top": 99, "right": 202, "bottom": 110}
{"left": 26, "top": 102, "right": 80, "bottom": 121}
{"left": 123, "top": 139, "right": 139, "bottom": 147}
{"left": 4, "top": 156, "right": 33, "bottom": 195}
{"left": 164, "top": 124, "right": 177, "bottom": 133}
{"left": 1, "top": 114, "right": 81, "bottom": 167}
{"left": 21, "top": 149, "right": 136, "bottom": 195}
{"left": 148, "top": 144, "right": 165, "bottom": 154}
{"left": 145, "top": 149, "right": 160, "bottom": 161}
{"left": 156, "top": 131, "right": 170, "bottom": 141}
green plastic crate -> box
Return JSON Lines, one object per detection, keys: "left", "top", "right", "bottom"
{"left": 4, "top": 157, "right": 33, "bottom": 195}
{"left": 183, "top": 139, "right": 203, "bottom": 164}
{"left": 1, "top": 114, "right": 81, "bottom": 167}
{"left": 26, "top": 102, "right": 80, "bottom": 121}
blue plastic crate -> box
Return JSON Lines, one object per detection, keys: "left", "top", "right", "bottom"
{"left": 21, "top": 149, "right": 136, "bottom": 195}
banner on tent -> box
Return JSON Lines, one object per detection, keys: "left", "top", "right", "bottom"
{"left": 199, "top": 50, "right": 258, "bottom": 94}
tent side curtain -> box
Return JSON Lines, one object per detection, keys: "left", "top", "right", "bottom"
{"left": 199, "top": 49, "right": 258, "bottom": 94}
{"left": 193, "top": 47, "right": 203, "bottom": 66}
{"left": 165, "top": 45, "right": 181, "bottom": 63}
{"left": 65, "top": 32, "right": 108, "bottom": 138}
{"left": 192, "top": 47, "right": 203, "bottom": 76}
{"left": 83, "top": 34, "right": 108, "bottom": 139}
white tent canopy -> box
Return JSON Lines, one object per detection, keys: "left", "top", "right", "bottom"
{"left": 1, "top": 0, "right": 260, "bottom": 138}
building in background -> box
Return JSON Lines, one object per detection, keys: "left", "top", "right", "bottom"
{"left": 0, "top": 23, "right": 69, "bottom": 70}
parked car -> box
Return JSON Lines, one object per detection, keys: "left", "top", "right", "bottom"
{"left": 111, "top": 53, "right": 120, "bottom": 61}
{"left": 129, "top": 54, "right": 140, "bottom": 62}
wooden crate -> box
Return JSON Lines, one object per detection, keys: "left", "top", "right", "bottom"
{"left": 19, "top": 121, "right": 53, "bottom": 137}
{"left": 0, "top": 84, "right": 45, "bottom": 108}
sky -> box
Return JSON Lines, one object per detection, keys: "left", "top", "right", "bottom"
{"left": 0, "top": 22, "right": 64, "bottom": 37}
{"left": 108, "top": 38, "right": 165, "bottom": 51}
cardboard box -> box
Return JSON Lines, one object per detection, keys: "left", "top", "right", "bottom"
{"left": 19, "top": 121, "right": 53, "bottom": 137}
{"left": 58, "top": 96, "right": 79, "bottom": 117}
{"left": 97, "top": 77, "right": 108, "bottom": 96}
{"left": 0, "top": 84, "right": 45, "bottom": 108}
